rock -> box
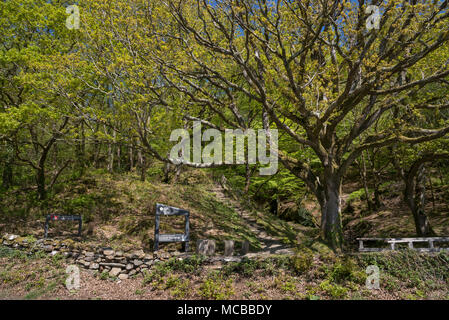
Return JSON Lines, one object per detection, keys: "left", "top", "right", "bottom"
{"left": 89, "top": 263, "right": 99, "bottom": 270}
{"left": 115, "top": 251, "right": 123, "bottom": 257}
{"left": 85, "top": 256, "right": 95, "bottom": 262}
{"left": 126, "top": 263, "right": 133, "bottom": 270}
{"left": 241, "top": 240, "right": 250, "bottom": 255}
{"left": 128, "top": 270, "right": 137, "bottom": 276}
{"left": 109, "top": 267, "right": 121, "bottom": 277}
{"left": 159, "top": 252, "right": 171, "bottom": 259}
{"left": 223, "top": 257, "right": 242, "bottom": 263}
{"left": 118, "top": 273, "right": 128, "bottom": 280}
{"left": 7, "top": 234, "right": 19, "bottom": 241}
{"left": 124, "top": 253, "right": 133, "bottom": 259}
{"left": 99, "top": 262, "right": 126, "bottom": 268}
{"left": 140, "top": 268, "right": 148, "bottom": 274}
{"left": 196, "top": 240, "right": 216, "bottom": 256}
{"left": 144, "top": 253, "right": 154, "bottom": 260}
{"left": 113, "top": 257, "right": 126, "bottom": 263}
{"left": 224, "top": 240, "right": 234, "bottom": 256}
{"left": 50, "top": 250, "right": 59, "bottom": 256}
{"left": 103, "top": 249, "right": 115, "bottom": 256}
{"left": 77, "top": 260, "right": 87, "bottom": 267}
{"left": 132, "top": 250, "right": 145, "bottom": 259}
{"left": 85, "top": 251, "right": 94, "bottom": 257}
{"left": 133, "top": 259, "right": 143, "bottom": 267}
{"left": 44, "top": 245, "right": 53, "bottom": 252}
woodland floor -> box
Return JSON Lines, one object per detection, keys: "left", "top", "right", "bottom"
{"left": 0, "top": 169, "right": 448, "bottom": 300}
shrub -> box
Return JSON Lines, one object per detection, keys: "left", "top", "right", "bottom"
{"left": 170, "top": 278, "right": 191, "bottom": 299}
{"left": 198, "top": 273, "right": 234, "bottom": 300}
{"left": 291, "top": 248, "right": 313, "bottom": 274}
{"left": 166, "top": 255, "right": 205, "bottom": 274}
{"left": 319, "top": 280, "right": 348, "bottom": 299}
{"left": 221, "top": 257, "right": 260, "bottom": 277}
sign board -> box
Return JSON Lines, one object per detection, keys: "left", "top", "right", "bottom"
{"left": 154, "top": 203, "right": 189, "bottom": 252}
{"left": 44, "top": 214, "right": 82, "bottom": 238}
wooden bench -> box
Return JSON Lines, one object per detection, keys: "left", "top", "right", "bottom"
{"left": 356, "top": 237, "right": 449, "bottom": 252}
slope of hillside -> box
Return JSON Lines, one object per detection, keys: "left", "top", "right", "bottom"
{"left": 0, "top": 168, "right": 309, "bottom": 254}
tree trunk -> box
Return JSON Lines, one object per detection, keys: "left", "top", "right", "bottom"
{"left": 244, "top": 161, "right": 251, "bottom": 194}
{"left": 107, "top": 127, "right": 114, "bottom": 173}
{"left": 92, "top": 123, "right": 101, "bottom": 168}
{"left": 76, "top": 121, "right": 85, "bottom": 175}
{"left": 368, "top": 150, "right": 382, "bottom": 209}
{"left": 162, "top": 161, "right": 171, "bottom": 183}
{"left": 36, "top": 167, "right": 46, "bottom": 200}
{"left": 117, "top": 143, "right": 121, "bottom": 171}
{"left": 357, "top": 152, "right": 373, "bottom": 212}
{"left": 2, "top": 161, "right": 13, "bottom": 189}
{"left": 138, "top": 148, "right": 146, "bottom": 182}
{"left": 319, "top": 174, "right": 344, "bottom": 250}
{"left": 172, "top": 164, "right": 182, "bottom": 184}
{"left": 405, "top": 164, "right": 435, "bottom": 236}
{"left": 428, "top": 175, "right": 436, "bottom": 214}
{"left": 129, "top": 143, "right": 134, "bottom": 171}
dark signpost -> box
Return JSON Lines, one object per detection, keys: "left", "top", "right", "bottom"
{"left": 44, "top": 214, "right": 82, "bottom": 238}
{"left": 154, "top": 203, "right": 189, "bottom": 252}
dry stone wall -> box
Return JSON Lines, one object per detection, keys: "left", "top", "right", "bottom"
{"left": 2, "top": 234, "right": 247, "bottom": 279}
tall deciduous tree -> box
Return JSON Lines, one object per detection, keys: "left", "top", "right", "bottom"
{"left": 146, "top": 0, "right": 449, "bottom": 248}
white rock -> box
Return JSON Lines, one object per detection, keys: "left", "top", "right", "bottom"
{"left": 109, "top": 267, "right": 121, "bottom": 277}
{"left": 118, "top": 273, "right": 128, "bottom": 280}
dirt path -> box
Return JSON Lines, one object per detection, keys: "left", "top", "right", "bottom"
{"left": 211, "top": 185, "right": 295, "bottom": 257}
